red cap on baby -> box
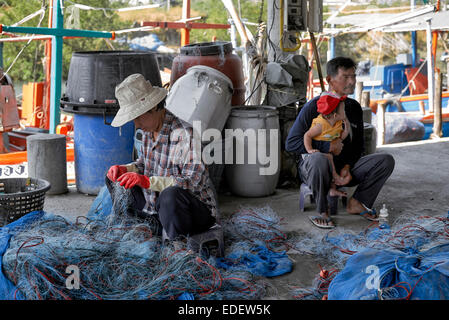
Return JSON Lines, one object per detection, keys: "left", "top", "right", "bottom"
{"left": 317, "top": 93, "right": 347, "bottom": 115}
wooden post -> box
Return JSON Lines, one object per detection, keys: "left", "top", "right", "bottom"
{"left": 419, "top": 100, "right": 426, "bottom": 115}
{"left": 355, "top": 82, "right": 363, "bottom": 103}
{"left": 361, "top": 91, "right": 370, "bottom": 108}
{"left": 307, "top": 42, "right": 315, "bottom": 99}
{"left": 267, "top": 0, "right": 282, "bottom": 63}
{"left": 361, "top": 91, "right": 371, "bottom": 124}
{"left": 377, "top": 102, "right": 386, "bottom": 146}
{"left": 426, "top": 18, "right": 435, "bottom": 115}
{"left": 432, "top": 70, "right": 443, "bottom": 138}
{"left": 310, "top": 32, "right": 325, "bottom": 92}
{"left": 446, "top": 58, "right": 449, "bottom": 90}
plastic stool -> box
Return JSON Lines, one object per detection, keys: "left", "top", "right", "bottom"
{"left": 299, "top": 183, "right": 314, "bottom": 212}
{"left": 162, "top": 181, "right": 225, "bottom": 257}
{"left": 162, "top": 224, "right": 225, "bottom": 257}
{"left": 299, "top": 183, "right": 347, "bottom": 215}
{"left": 187, "top": 224, "right": 225, "bottom": 257}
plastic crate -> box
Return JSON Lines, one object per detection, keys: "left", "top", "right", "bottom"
{"left": 0, "top": 178, "right": 50, "bottom": 226}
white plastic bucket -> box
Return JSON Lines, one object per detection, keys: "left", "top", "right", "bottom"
{"left": 166, "top": 65, "right": 234, "bottom": 135}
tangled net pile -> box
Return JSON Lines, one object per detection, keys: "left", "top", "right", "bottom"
{"left": 216, "top": 206, "right": 293, "bottom": 280}
{"left": 290, "top": 213, "right": 449, "bottom": 300}
{"left": 1, "top": 183, "right": 267, "bottom": 300}
{"left": 2, "top": 212, "right": 266, "bottom": 300}
{"left": 293, "top": 214, "right": 449, "bottom": 268}
{"left": 223, "top": 206, "right": 288, "bottom": 251}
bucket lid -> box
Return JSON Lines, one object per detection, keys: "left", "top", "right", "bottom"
{"left": 72, "top": 50, "right": 155, "bottom": 57}
{"left": 60, "top": 96, "right": 119, "bottom": 115}
{"left": 186, "top": 65, "right": 233, "bottom": 88}
{"left": 180, "top": 41, "right": 233, "bottom": 56}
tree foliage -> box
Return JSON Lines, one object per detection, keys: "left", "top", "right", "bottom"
{"left": 190, "top": 0, "right": 266, "bottom": 44}
{"left": 0, "top": 0, "right": 265, "bottom": 82}
{"left": 0, "top": 0, "right": 129, "bottom": 82}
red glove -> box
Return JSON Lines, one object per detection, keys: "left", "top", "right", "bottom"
{"left": 107, "top": 165, "right": 127, "bottom": 182}
{"left": 117, "top": 172, "right": 150, "bottom": 189}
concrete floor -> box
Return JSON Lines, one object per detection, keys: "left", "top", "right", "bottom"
{"left": 43, "top": 137, "right": 449, "bottom": 299}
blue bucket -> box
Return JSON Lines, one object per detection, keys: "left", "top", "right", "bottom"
{"left": 60, "top": 51, "right": 163, "bottom": 195}
{"left": 73, "top": 114, "right": 134, "bottom": 195}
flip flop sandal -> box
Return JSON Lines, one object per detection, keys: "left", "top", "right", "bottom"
{"left": 359, "top": 209, "right": 379, "bottom": 222}
{"left": 308, "top": 215, "right": 336, "bottom": 229}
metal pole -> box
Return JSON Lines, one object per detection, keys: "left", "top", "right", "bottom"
{"left": 426, "top": 18, "right": 434, "bottom": 113}
{"left": 49, "top": 0, "right": 63, "bottom": 134}
{"left": 327, "top": 24, "right": 335, "bottom": 61}
{"left": 377, "top": 102, "right": 386, "bottom": 146}
{"left": 411, "top": 0, "right": 417, "bottom": 67}
{"left": 229, "top": 19, "right": 238, "bottom": 51}
{"left": 0, "top": 42, "right": 3, "bottom": 69}
{"left": 432, "top": 70, "right": 443, "bottom": 138}
{"left": 181, "top": 0, "right": 190, "bottom": 46}
{"left": 267, "top": 0, "right": 281, "bottom": 62}
{"left": 411, "top": 32, "right": 417, "bottom": 67}
{"left": 43, "top": 2, "right": 53, "bottom": 130}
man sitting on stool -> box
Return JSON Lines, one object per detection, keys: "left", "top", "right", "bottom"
{"left": 106, "top": 73, "right": 217, "bottom": 240}
{"left": 286, "top": 57, "right": 395, "bottom": 229}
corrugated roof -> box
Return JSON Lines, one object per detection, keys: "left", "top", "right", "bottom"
{"left": 381, "top": 10, "right": 449, "bottom": 32}
{"left": 324, "top": 5, "right": 449, "bottom": 34}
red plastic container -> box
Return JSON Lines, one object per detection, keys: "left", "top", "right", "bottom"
{"left": 170, "top": 42, "right": 245, "bottom": 106}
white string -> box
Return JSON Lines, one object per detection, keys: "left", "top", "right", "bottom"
{"left": 0, "top": 4, "right": 47, "bottom": 83}
{"left": 11, "top": 8, "right": 46, "bottom": 27}
{"left": 114, "top": 26, "right": 154, "bottom": 34}
{"left": 64, "top": 0, "right": 160, "bottom": 17}
{"left": 65, "top": 5, "right": 80, "bottom": 29}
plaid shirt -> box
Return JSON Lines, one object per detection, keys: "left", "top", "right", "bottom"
{"left": 134, "top": 110, "right": 217, "bottom": 217}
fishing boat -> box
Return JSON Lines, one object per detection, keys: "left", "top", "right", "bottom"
{"left": 359, "top": 60, "right": 449, "bottom": 140}
{"left": 323, "top": 3, "right": 449, "bottom": 143}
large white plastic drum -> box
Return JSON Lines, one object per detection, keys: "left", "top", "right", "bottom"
{"left": 224, "top": 106, "right": 281, "bottom": 197}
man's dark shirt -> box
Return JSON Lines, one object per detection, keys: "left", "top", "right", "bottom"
{"left": 285, "top": 96, "right": 365, "bottom": 172}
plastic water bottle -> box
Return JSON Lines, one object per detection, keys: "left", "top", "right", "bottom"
{"left": 379, "top": 204, "right": 389, "bottom": 227}
{"left": 379, "top": 204, "right": 389, "bottom": 218}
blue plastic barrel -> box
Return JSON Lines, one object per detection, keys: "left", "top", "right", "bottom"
{"left": 60, "top": 51, "right": 162, "bottom": 195}
{"left": 73, "top": 114, "right": 134, "bottom": 195}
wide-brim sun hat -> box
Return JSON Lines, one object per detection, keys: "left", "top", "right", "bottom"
{"left": 111, "top": 73, "right": 168, "bottom": 127}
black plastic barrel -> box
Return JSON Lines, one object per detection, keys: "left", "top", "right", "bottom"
{"left": 61, "top": 50, "right": 162, "bottom": 114}
{"left": 60, "top": 51, "right": 162, "bottom": 195}
{"left": 364, "top": 122, "right": 377, "bottom": 155}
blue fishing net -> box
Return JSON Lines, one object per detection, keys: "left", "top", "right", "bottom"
{"left": 219, "top": 206, "right": 293, "bottom": 278}
{"left": 86, "top": 185, "right": 113, "bottom": 221}
{"left": 216, "top": 241, "right": 292, "bottom": 278}
{"left": 291, "top": 213, "right": 449, "bottom": 300}
{"left": 0, "top": 210, "right": 266, "bottom": 300}
{"left": 0, "top": 182, "right": 303, "bottom": 300}
{"left": 0, "top": 210, "right": 45, "bottom": 300}
{"left": 223, "top": 206, "right": 288, "bottom": 251}
{"left": 329, "top": 243, "right": 449, "bottom": 300}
